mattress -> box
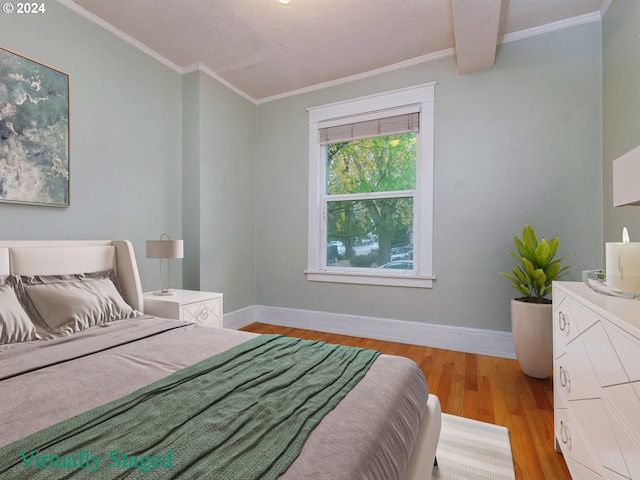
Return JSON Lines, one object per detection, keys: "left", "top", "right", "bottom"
{"left": 0, "top": 317, "right": 430, "bottom": 479}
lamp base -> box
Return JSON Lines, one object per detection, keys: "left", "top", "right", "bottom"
{"left": 153, "top": 290, "right": 176, "bottom": 296}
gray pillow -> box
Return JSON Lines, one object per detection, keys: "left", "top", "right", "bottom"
{"left": 19, "top": 274, "right": 139, "bottom": 335}
{"left": 0, "top": 284, "right": 39, "bottom": 344}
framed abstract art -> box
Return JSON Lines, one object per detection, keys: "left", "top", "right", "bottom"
{"left": 0, "top": 46, "right": 69, "bottom": 207}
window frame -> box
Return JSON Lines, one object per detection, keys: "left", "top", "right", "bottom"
{"left": 305, "top": 83, "right": 436, "bottom": 288}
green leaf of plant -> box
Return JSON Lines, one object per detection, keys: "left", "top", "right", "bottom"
{"left": 544, "top": 259, "right": 561, "bottom": 280}
{"left": 556, "top": 263, "right": 573, "bottom": 279}
{"left": 513, "top": 284, "right": 529, "bottom": 296}
{"left": 534, "top": 239, "right": 552, "bottom": 267}
{"left": 500, "top": 271, "right": 515, "bottom": 283}
{"left": 521, "top": 257, "right": 535, "bottom": 277}
{"left": 522, "top": 224, "right": 538, "bottom": 253}
{"left": 514, "top": 237, "right": 528, "bottom": 258}
{"left": 508, "top": 252, "right": 522, "bottom": 263}
{"left": 532, "top": 269, "right": 547, "bottom": 287}
{"left": 513, "top": 267, "right": 528, "bottom": 285}
{"left": 547, "top": 236, "right": 559, "bottom": 260}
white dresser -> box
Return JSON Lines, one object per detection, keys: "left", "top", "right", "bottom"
{"left": 143, "top": 289, "right": 223, "bottom": 328}
{"left": 553, "top": 282, "right": 640, "bottom": 479}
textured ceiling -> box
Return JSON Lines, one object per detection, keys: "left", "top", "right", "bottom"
{"left": 62, "top": 0, "right": 607, "bottom": 102}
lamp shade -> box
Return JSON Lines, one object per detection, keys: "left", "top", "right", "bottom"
{"left": 613, "top": 144, "right": 640, "bottom": 207}
{"left": 146, "top": 239, "right": 184, "bottom": 259}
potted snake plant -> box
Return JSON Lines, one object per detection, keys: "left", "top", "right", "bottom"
{"left": 500, "top": 224, "right": 572, "bottom": 378}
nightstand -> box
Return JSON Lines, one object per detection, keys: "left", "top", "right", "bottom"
{"left": 143, "top": 289, "right": 223, "bottom": 328}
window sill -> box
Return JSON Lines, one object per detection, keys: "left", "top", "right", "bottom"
{"left": 304, "top": 269, "right": 435, "bottom": 288}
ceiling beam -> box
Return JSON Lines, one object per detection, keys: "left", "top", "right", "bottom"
{"left": 451, "top": 0, "right": 502, "bottom": 75}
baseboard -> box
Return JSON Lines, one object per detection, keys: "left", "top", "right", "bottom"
{"left": 224, "top": 305, "right": 516, "bottom": 359}
{"left": 223, "top": 305, "right": 258, "bottom": 329}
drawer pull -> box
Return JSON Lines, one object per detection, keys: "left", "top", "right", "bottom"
{"left": 558, "top": 311, "right": 569, "bottom": 334}
{"left": 197, "top": 308, "right": 210, "bottom": 322}
{"left": 560, "top": 421, "right": 571, "bottom": 446}
{"left": 559, "top": 366, "right": 570, "bottom": 390}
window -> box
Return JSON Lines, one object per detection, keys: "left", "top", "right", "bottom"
{"left": 306, "top": 83, "right": 435, "bottom": 288}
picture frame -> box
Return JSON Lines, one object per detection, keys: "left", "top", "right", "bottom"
{"left": 0, "top": 46, "right": 70, "bottom": 207}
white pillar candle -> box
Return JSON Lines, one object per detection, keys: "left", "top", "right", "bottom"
{"left": 606, "top": 227, "right": 640, "bottom": 292}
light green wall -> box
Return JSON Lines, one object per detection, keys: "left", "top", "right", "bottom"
{"left": 196, "top": 72, "right": 256, "bottom": 312}
{"left": 181, "top": 72, "right": 202, "bottom": 291}
{"left": 0, "top": 2, "right": 183, "bottom": 290}
{"left": 255, "top": 23, "right": 603, "bottom": 332}
{"left": 603, "top": 1, "right": 640, "bottom": 245}
{"left": 181, "top": 72, "right": 257, "bottom": 312}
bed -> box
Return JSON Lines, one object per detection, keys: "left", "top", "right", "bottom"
{"left": 0, "top": 240, "right": 441, "bottom": 479}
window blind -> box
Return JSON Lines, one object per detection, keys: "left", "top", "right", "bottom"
{"left": 319, "top": 112, "right": 419, "bottom": 145}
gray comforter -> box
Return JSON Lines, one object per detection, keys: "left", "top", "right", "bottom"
{"left": 0, "top": 317, "right": 429, "bottom": 479}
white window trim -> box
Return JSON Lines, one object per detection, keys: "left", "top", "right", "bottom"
{"left": 305, "top": 83, "right": 436, "bottom": 288}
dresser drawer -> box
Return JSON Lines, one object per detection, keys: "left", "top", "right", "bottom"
{"left": 555, "top": 353, "right": 599, "bottom": 404}
{"left": 553, "top": 291, "right": 600, "bottom": 354}
{"left": 570, "top": 398, "right": 633, "bottom": 478}
{"left": 555, "top": 408, "right": 602, "bottom": 477}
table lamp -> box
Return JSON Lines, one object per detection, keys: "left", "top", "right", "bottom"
{"left": 146, "top": 233, "right": 184, "bottom": 296}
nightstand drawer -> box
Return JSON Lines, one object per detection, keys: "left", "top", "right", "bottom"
{"left": 182, "top": 298, "right": 221, "bottom": 327}
{"left": 143, "top": 289, "right": 223, "bottom": 327}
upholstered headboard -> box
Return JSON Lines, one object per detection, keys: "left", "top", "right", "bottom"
{"left": 0, "top": 240, "right": 144, "bottom": 311}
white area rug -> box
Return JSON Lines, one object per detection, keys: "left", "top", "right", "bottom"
{"left": 432, "top": 413, "right": 516, "bottom": 480}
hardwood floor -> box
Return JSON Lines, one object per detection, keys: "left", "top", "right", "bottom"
{"left": 241, "top": 323, "right": 571, "bottom": 480}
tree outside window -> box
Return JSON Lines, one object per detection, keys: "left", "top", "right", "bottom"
{"left": 325, "top": 133, "right": 416, "bottom": 269}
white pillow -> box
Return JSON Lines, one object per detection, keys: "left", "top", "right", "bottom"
{"left": 22, "top": 275, "right": 139, "bottom": 335}
{"left": 0, "top": 284, "right": 39, "bottom": 344}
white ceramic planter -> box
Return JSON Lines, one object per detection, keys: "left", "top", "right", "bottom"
{"left": 510, "top": 299, "right": 553, "bottom": 379}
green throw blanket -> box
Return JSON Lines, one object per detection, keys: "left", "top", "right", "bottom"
{"left": 0, "top": 334, "right": 380, "bottom": 479}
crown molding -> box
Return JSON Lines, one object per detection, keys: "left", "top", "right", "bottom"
{"left": 499, "top": 11, "right": 602, "bottom": 45}
{"left": 256, "top": 49, "right": 455, "bottom": 105}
